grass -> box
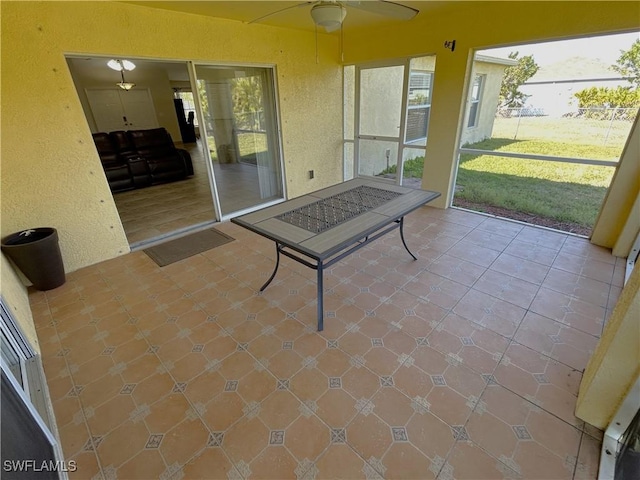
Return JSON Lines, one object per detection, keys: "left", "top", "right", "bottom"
{"left": 455, "top": 138, "right": 616, "bottom": 227}
{"left": 492, "top": 116, "right": 634, "bottom": 156}
{"left": 382, "top": 135, "right": 618, "bottom": 229}
{"left": 207, "top": 132, "right": 268, "bottom": 164}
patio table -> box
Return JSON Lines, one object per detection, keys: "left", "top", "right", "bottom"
{"left": 231, "top": 178, "right": 440, "bottom": 331}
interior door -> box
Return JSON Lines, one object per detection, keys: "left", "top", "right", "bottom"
{"left": 356, "top": 64, "right": 406, "bottom": 181}
{"left": 120, "top": 89, "right": 159, "bottom": 130}
{"left": 86, "top": 88, "right": 158, "bottom": 132}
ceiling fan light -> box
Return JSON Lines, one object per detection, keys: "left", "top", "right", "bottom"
{"left": 310, "top": 4, "right": 346, "bottom": 32}
{"left": 107, "top": 59, "right": 136, "bottom": 71}
{"left": 116, "top": 81, "right": 136, "bottom": 91}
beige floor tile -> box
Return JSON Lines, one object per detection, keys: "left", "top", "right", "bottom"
{"left": 428, "top": 312, "right": 510, "bottom": 375}
{"left": 513, "top": 311, "right": 599, "bottom": 372}
{"left": 467, "top": 384, "right": 581, "bottom": 479}
{"left": 530, "top": 287, "right": 605, "bottom": 336}
{"left": 440, "top": 440, "right": 522, "bottom": 479}
{"left": 32, "top": 206, "right": 621, "bottom": 480}
{"left": 453, "top": 289, "right": 526, "bottom": 338}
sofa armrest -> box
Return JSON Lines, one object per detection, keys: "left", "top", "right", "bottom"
{"left": 177, "top": 149, "right": 194, "bottom": 177}
{"left": 126, "top": 157, "right": 151, "bottom": 187}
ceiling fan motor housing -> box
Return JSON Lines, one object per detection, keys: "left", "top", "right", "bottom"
{"left": 310, "top": 3, "right": 347, "bottom": 32}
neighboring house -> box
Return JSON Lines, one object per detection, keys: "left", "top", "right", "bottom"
{"left": 353, "top": 54, "right": 515, "bottom": 175}
{"left": 520, "top": 56, "right": 631, "bottom": 116}
{"left": 461, "top": 54, "right": 517, "bottom": 145}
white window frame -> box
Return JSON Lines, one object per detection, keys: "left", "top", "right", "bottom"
{"left": 1, "top": 299, "right": 68, "bottom": 480}
{"left": 467, "top": 74, "right": 485, "bottom": 128}
{"left": 406, "top": 71, "right": 433, "bottom": 144}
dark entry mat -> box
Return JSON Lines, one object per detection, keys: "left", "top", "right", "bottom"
{"left": 144, "top": 228, "right": 234, "bottom": 267}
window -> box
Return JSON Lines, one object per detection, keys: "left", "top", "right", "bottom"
{"left": 406, "top": 71, "right": 433, "bottom": 143}
{"left": 176, "top": 91, "right": 198, "bottom": 126}
{"left": 467, "top": 74, "right": 484, "bottom": 128}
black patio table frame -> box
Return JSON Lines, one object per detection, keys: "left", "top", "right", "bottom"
{"left": 231, "top": 178, "right": 440, "bottom": 331}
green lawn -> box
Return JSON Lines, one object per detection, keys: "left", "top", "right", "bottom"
{"left": 395, "top": 136, "right": 618, "bottom": 229}
{"left": 207, "top": 132, "right": 268, "bottom": 164}
{"left": 455, "top": 138, "right": 616, "bottom": 227}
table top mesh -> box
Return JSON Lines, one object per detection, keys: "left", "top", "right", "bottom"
{"left": 277, "top": 185, "right": 403, "bottom": 233}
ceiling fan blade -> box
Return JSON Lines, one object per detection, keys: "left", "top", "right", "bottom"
{"left": 345, "top": 1, "right": 418, "bottom": 20}
{"left": 248, "top": 1, "right": 314, "bottom": 24}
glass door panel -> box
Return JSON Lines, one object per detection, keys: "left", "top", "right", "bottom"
{"left": 194, "top": 65, "right": 284, "bottom": 216}
{"left": 357, "top": 65, "right": 405, "bottom": 178}
{"left": 400, "top": 55, "right": 436, "bottom": 188}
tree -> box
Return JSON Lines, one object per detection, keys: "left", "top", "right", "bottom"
{"left": 231, "top": 76, "right": 264, "bottom": 131}
{"left": 611, "top": 38, "right": 640, "bottom": 89}
{"left": 498, "top": 52, "right": 540, "bottom": 110}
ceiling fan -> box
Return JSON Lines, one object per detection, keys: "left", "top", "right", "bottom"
{"left": 249, "top": 1, "right": 419, "bottom": 33}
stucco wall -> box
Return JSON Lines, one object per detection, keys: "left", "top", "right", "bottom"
{"left": 1, "top": 0, "right": 343, "bottom": 277}
{"left": 1, "top": 254, "right": 40, "bottom": 353}
{"left": 1, "top": 1, "right": 343, "bottom": 351}
{"left": 576, "top": 263, "right": 640, "bottom": 429}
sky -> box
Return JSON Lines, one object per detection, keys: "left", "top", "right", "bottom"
{"left": 479, "top": 31, "right": 640, "bottom": 67}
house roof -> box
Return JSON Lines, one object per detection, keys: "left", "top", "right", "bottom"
{"left": 530, "top": 56, "right": 621, "bottom": 82}
{"left": 474, "top": 54, "right": 518, "bottom": 66}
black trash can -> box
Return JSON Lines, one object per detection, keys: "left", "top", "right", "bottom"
{"left": 1, "top": 228, "right": 66, "bottom": 291}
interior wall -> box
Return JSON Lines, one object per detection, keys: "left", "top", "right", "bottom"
{"left": 344, "top": 1, "right": 640, "bottom": 208}
{"left": 66, "top": 58, "right": 183, "bottom": 141}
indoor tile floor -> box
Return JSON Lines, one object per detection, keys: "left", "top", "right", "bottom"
{"left": 113, "top": 141, "right": 274, "bottom": 246}
{"left": 29, "top": 206, "right": 624, "bottom": 480}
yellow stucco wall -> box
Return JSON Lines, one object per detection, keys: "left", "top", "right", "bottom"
{"left": 576, "top": 264, "right": 640, "bottom": 429}
{"left": 1, "top": 254, "right": 40, "bottom": 353}
{"left": 1, "top": 1, "right": 344, "bottom": 351}
{"left": 1, "top": 0, "right": 343, "bottom": 276}
{"left": 345, "top": 1, "right": 640, "bottom": 208}
{"left": 591, "top": 114, "right": 640, "bottom": 253}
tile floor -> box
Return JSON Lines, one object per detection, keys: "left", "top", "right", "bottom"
{"left": 113, "top": 142, "right": 281, "bottom": 246}
{"left": 29, "top": 206, "right": 625, "bottom": 479}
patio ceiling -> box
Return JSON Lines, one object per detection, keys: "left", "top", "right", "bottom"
{"left": 124, "top": 1, "right": 445, "bottom": 34}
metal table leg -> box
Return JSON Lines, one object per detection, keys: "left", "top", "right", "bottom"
{"left": 317, "top": 260, "right": 324, "bottom": 331}
{"left": 399, "top": 217, "right": 417, "bottom": 260}
{"left": 260, "top": 242, "right": 281, "bottom": 292}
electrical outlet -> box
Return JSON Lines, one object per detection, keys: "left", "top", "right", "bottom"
{"left": 308, "top": 170, "right": 314, "bottom": 179}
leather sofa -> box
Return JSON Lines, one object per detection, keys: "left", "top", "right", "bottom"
{"left": 92, "top": 128, "right": 194, "bottom": 192}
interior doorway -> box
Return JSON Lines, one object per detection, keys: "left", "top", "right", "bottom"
{"left": 66, "top": 56, "right": 286, "bottom": 247}
{"left": 66, "top": 56, "right": 217, "bottom": 246}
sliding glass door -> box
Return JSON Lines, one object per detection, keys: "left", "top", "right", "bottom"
{"left": 193, "top": 65, "right": 284, "bottom": 217}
